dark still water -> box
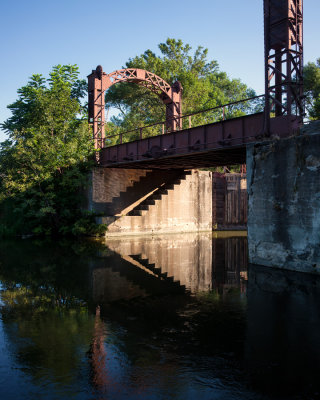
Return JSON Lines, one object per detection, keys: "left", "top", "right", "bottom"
{"left": 0, "top": 233, "right": 319, "bottom": 400}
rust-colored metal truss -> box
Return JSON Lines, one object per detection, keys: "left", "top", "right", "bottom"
{"left": 264, "top": 0, "right": 304, "bottom": 134}
{"left": 88, "top": 66, "right": 183, "bottom": 151}
{"left": 99, "top": 113, "right": 294, "bottom": 169}
{"left": 88, "top": 65, "right": 106, "bottom": 153}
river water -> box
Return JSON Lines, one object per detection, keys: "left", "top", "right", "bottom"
{"left": 0, "top": 232, "right": 319, "bottom": 400}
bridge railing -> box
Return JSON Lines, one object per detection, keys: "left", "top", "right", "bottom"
{"left": 103, "top": 95, "right": 265, "bottom": 147}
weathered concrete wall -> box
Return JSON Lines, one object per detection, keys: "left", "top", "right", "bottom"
{"left": 247, "top": 128, "right": 320, "bottom": 274}
{"left": 87, "top": 168, "right": 149, "bottom": 214}
{"left": 88, "top": 168, "right": 193, "bottom": 216}
{"left": 88, "top": 167, "right": 248, "bottom": 236}
{"left": 96, "top": 169, "right": 212, "bottom": 236}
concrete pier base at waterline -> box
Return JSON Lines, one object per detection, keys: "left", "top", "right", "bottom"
{"left": 87, "top": 168, "right": 213, "bottom": 236}
{"left": 247, "top": 125, "right": 320, "bottom": 274}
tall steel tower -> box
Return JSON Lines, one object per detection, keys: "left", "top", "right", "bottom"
{"left": 264, "top": 0, "right": 304, "bottom": 134}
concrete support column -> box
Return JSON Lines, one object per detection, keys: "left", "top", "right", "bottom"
{"left": 247, "top": 127, "right": 320, "bottom": 274}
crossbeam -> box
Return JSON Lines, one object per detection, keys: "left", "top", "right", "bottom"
{"left": 88, "top": 66, "right": 183, "bottom": 154}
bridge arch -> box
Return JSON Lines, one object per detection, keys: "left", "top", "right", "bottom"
{"left": 88, "top": 65, "right": 183, "bottom": 150}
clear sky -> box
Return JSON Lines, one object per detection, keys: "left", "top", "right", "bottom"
{"left": 0, "top": 0, "right": 319, "bottom": 142}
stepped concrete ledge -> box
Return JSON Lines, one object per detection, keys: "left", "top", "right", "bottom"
{"left": 89, "top": 169, "right": 212, "bottom": 236}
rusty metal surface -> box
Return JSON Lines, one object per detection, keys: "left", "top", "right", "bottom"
{"left": 87, "top": 1, "right": 304, "bottom": 168}
{"left": 88, "top": 66, "right": 183, "bottom": 150}
{"left": 103, "top": 95, "right": 265, "bottom": 145}
{"left": 88, "top": 66, "right": 106, "bottom": 154}
{"left": 264, "top": 0, "right": 304, "bottom": 134}
{"left": 99, "top": 114, "right": 297, "bottom": 169}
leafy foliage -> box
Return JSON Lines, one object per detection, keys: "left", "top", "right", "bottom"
{"left": 304, "top": 58, "right": 320, "bottom": 120}
{"left": 0, "top": 65, "right": 106, "bottom": 237}
{"left": 105, "top": 38, "right": 260, "bottom": 141}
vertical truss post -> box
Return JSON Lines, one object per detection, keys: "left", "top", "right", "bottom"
{"left": 264, "top": 0, "right": 304, "bottom": 135}
{"left": 88, "top": 66, "right": 108, "bottom": 158}
{"left": 164, "top": 81, "right": 183, "bottom": 132}
{"left": 88, "top": 66, "right": 184, "bottom": 155}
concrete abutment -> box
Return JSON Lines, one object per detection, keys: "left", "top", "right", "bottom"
{"left": 87, "top": 126, "right": 320, "bottom": 276}
{"left": 247, "top": 125, "right": 320, "bottom": 274}
{"left": 87, "top": 167, "right": 247, "bottom": 237}
{"left": 88, "top": 168, "right": 213, "bottom": 236}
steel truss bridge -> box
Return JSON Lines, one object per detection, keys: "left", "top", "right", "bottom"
{"left": 88, "top": 0, "right": 303, "bottom": 169}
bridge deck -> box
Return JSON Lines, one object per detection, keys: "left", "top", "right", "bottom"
{"left": 100, "top": 114, "right": 296, "bottom": 169}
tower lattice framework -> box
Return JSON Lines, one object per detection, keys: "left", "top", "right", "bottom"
{"left": 264, "top": 0, "right": 304, "bottom": 134}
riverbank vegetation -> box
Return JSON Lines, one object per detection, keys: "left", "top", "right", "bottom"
{"left": 1, "top": 42, "right": 318, "bottom": 238}
{"left": 304, "top": 58, "right": 320, "bottom": 120}
{"left": 0, "top": 40, "right": 259, "bottom": 238}
{"left": 0, "top": 65, "right": 106, "bottom": 237}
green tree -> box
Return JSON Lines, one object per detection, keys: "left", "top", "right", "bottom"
{"left": 105, "top": 38, "right": 259, "bottom": 141}
{"left": 0, "top": 65, "right": 105, "bottom": 236}
{"left": 304, "top": 58, "right": 320, "bottom": 120}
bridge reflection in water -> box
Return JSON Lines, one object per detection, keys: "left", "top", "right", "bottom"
{"left": 90, "top": 232, "right": 248, "bottom": 303}
{"left": 1, "top": 234, "right": 319, "bottom": 399}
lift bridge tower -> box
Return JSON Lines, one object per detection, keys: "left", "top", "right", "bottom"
{"left": 264, "top": 0, "right": 304, "bottom": 134}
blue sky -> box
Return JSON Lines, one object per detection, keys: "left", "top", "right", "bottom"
{"left": 0, "top": 0, "right": 319, "bottom": 142}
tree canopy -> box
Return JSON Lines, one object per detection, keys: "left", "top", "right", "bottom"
{"left": 105, "top": 38, "right": 259, "bottom": 141}
{"left": 0, "top": 65, "right": 104, "bottom": 237}
{"left": 304, "top": 58, "right": 320, "bottom": 120}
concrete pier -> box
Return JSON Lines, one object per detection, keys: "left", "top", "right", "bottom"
{"left": 87, "top": 167, "right": 248, "bottom": 236}
{"left": 247, "top": 123, "right": 320, "bottom": 274}
{"left": 88, "top": 168, "right": 213, "bottom": 236}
